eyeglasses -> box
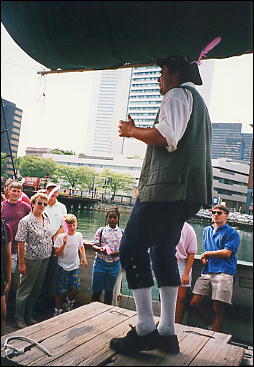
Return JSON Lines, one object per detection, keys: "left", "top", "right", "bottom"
{"left": 36, "top": 201, "right": 48, "bottom": 207}
{"left": 211, "top": 211, "right": 223, "bottom": 215}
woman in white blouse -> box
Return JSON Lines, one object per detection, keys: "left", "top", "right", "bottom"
{"left": 15, "top": 192, "right": 53, "bottom": 328}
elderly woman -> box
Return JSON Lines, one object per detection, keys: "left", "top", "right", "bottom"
{"left": 15, "top": 193, "right": 53, "bottom": 328}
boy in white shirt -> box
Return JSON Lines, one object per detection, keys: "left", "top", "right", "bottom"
{"left": 53, "top": 214, "right": 88, "bottom": 316}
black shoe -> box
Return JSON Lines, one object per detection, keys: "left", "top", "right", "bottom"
{"left": 110, "top": 325, "right": 158, "bottom": 354}
{"left": 157, "top": 333, "right": 179, "bottom": 354}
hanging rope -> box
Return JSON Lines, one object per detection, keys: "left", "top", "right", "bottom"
{"left": 34, "top": 73, "right": 47, "bottom": 113}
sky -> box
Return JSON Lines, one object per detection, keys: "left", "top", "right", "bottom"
{"left": 1, "top": 23, "right": 253, "bottom": 157}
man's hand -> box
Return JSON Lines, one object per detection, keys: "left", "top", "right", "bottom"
{"left": 118, "top": 114, "right": 135, "bottom": 137}
{"left": 201, "top": 252, "right": 209, "bottom": 264}
{"left": 19, "top": 263, "right": 27, "bottom": 275}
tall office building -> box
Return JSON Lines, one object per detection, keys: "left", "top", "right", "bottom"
{"left": 121, "top": 66, "right": 162, "bottom": 157}
{"left": 1, "top": 98, "right": 23, "bottom": 177}
{"left": 211, "top": 123, "right": 253, "bottom": 162}
{"left": 85, "top": 68, "right": 132, "bottom": 156}
{"left": 127, "top": 66, "right": 162, "bottom": 127}
{"left": 241, "top": 133, "right": 253, "bottom": 163}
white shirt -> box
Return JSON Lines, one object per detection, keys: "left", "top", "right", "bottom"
{"left": 44, "top": 199, "right": 67, "bottom": 236}
{"left": 54, "top": 231, "right": 83, "bottom": 271}
{"left": 155, "top": 82, "right": 194, "bottom": 152}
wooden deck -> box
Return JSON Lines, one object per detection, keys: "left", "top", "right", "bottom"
{"left": 1, "top": 302, "right": 246, "bottom": 366}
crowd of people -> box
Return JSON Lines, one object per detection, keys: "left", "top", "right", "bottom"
{"left": 1, "top": 54, "right": 240, "bottom": 356}
{"left": 1, "top": 179, "right": 240, "bottom": 345}
{"left": 1, "top": 180, "right": 125, "bottom": 335}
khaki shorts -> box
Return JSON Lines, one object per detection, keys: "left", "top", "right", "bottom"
{"left": 192, "top": 273, "right": 234, "bottom": 304}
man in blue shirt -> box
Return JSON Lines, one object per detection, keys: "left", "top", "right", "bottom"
{"left": 190, "top": 204, "right": 240, "bottom": 332}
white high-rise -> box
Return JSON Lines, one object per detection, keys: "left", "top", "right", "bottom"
{"left": 122, "top": 66, "right": 161, "bottom": 157}
{"left": 85, "top": 68, "right": 132, "bottom": 156}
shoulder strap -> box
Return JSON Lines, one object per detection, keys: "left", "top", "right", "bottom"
{"left": 99, "top": 227, "right": 104, "bottom": 247}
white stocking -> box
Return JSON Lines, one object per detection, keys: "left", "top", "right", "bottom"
{"left": 158, "top": 286, "right": 178, "bottom": 336}
{"left": 132, "top": 287, "right": 156, "bottom": 336}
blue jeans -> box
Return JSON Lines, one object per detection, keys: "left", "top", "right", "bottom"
{"left": 92, "top": 256, "right": 121, "bottom": 292}
{"left": 120, "top": 197, "right": 200, "bottom": 289}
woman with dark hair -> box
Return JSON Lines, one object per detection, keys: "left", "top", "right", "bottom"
{"left": 91, "top": 208, "right": 123, "bottom": 305}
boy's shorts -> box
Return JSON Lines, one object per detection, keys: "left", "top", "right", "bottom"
{"left": 56, "top": 265, "right": 80, "bottom": 296}
{"left": 192, "top": 272, "right": 234, "bottom": 304}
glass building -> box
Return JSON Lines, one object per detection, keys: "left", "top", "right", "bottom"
{"left": 1, "top": 98, "right": 23, "bottom": 177}
{"left": 86, "top": 69, "right": 132, "bottom": 156}
{"left": 127, "top": 66, "right": 162, "bottom": 128}
{"left": 211, "top": 123, "right": 253, "bottom": 163}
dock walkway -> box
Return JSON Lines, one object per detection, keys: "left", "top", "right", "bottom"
{"left": 1, "top": 302, "right": 246, "bottom": 366}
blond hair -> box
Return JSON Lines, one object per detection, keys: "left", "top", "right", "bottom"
{"left": 8, "top": 181, "right": 23, "bottom": 191}
{"left": 63, "top": 214, "right": 77, "bottom": 224}
{"left": 30, "top": 192, "right": 48, "bottom": 206}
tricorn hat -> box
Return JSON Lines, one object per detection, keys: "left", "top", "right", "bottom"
{"left": 157, "top": 55, "right": 202, "bottom": 85}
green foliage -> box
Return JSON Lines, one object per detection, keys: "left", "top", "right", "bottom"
{"left": 56, "top": 166, "right": 82, "bottom": 187}
{"left": 56, "top": 166, "right": 98, "bottom": 190}
{"left": 15, "top": 155, "right": 58, "bottom": 178}
{"left": 1, "top": 152, "right": 9, "bottom": 178}
{"left": 51, "top": 149, "right": 75, "bottom": 155}
{"left": 78, "top": 167, "right": 98, "bottom": 193}
{"left": 126, "top": 154, "right": 141, "bottom": 159}
{"left": 99, "top": 169, "right": 135, "bottom": 199}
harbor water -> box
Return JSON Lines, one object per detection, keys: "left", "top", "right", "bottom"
{"left": 69, "top": 206, "right": 253, "bottom": 301}
{"left": 69, "top": 206, "right": 253, "bottom": 263}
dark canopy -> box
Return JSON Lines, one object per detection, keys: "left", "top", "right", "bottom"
{"left": 1, "top": 1, "right": 253, "bottom": 72}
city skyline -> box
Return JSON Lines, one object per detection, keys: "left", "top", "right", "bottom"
{"left": 1, "top": 24, "right": 253, "bottom": 157}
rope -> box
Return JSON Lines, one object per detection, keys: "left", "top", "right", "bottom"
{"left": 3, "top": 336, "right": 52, "bottom": 360}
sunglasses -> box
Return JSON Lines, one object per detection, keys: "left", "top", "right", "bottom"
{"left": 36, "top": 201, "right": 48, "bottom": 207}
{"left": 211, "top": 211, "right": 223, "bottom": 215}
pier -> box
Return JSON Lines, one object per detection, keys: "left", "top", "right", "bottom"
{"left": 1, "top": 302, "right": 248, "bottom": 366}
{"left": 56, "top": 195, "right": 100, "bottom": 209}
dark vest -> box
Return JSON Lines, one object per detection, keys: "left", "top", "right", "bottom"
{"left": 138, "top": 86, "right": 213, "bottom": 205}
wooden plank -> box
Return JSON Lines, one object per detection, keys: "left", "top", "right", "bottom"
{"left": 51, "top": 314, "right": 140, "bottom": 366}
{"left": 1, "top": 303, "right": 245, "bottom": 366}
{"left": 1, "top": 302, "right": 112, "bottom": 364}
{"left": 189, "top": 331, "right": 245, "bottom": 366}
{"left": 11, "top": 305, "right": 136, "bottom": 366}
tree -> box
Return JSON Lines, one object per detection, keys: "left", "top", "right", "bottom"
{"left": 57, "top": 166, "right": 84, "bottom": 188}
{"left": 15, "top": 155, "right": 58, "bottom": 178}
{"left": 99, "top": 169, "right": 135, "bottom": 200}
{"left": 79, "top": 167, "right": 98, "bottom": 194}
{"left": 51, "top": 148, "right": 75, "bottom": 155}
{"left": 57, "top": 165, "right": 99, "bottom": 196}
{"left": 1, "top": 152, "right": 9, "bottom": 178}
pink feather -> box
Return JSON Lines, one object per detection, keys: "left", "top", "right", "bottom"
{"left": 197, "top": 37, "right": 222, "bottom": 65}
{"left": 62, "top": 217, "right": 68, "bottom": 233}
